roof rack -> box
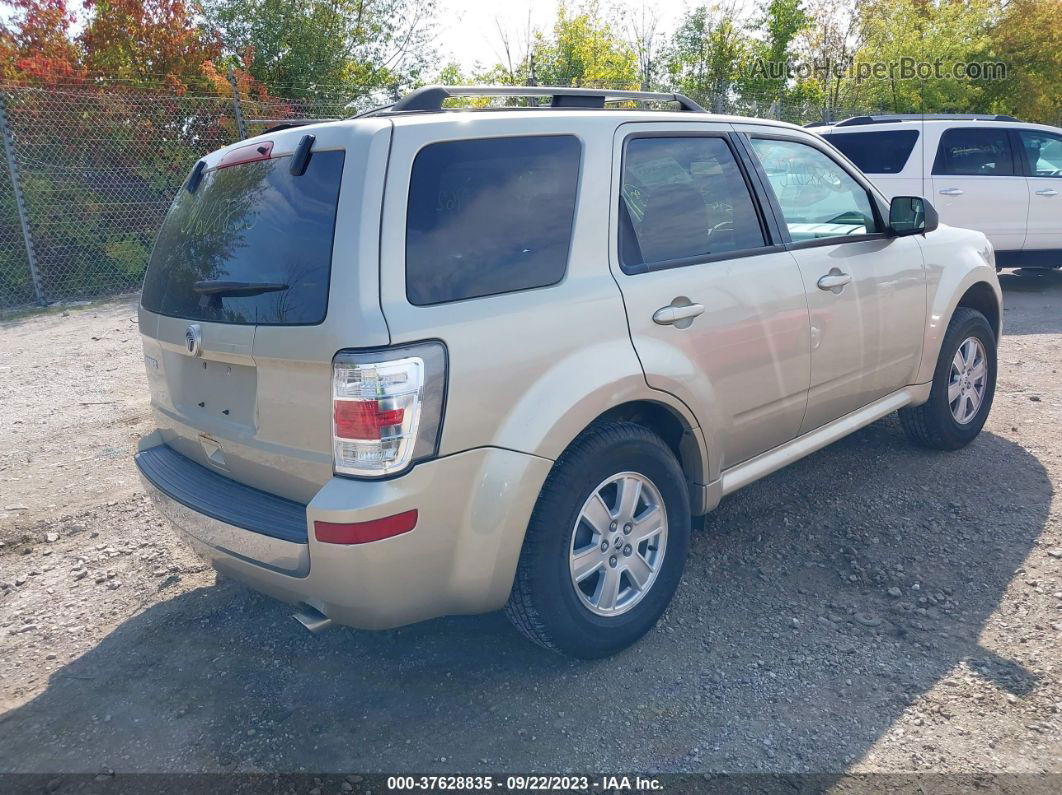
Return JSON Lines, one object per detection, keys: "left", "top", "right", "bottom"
{"left": 389, "top": 85, "right": 706, "bottom": 113}
{"left": 833, "top": 113, "right": 1021, "bottom": 127}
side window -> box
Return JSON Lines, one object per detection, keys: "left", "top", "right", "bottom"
{"left": 822, "top": 130, "right": 919, "bottom": 174}
{"left": 932, "top": 128, "right": 1015, "bottom": 176}
{"left": 749, "top": 137, "right": 878, "bottom": 241}
{"left": 405, "top": 135, "right": 580, "bottom": 306}
{"left": 1018, "top": 129, "right": 1062, "bottom": 178}
{"left": 619, "top": 136, "right": 766, "bottom": 270}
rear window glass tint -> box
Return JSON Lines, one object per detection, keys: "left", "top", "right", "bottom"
{"left": 932, "top": 128, "right": 1015, "bottom": 176}
{"left": 405, "top": 135, "right": 580, "bottom": 306}
{"left": 141, "top": 149, "right": 344, "bottom": 325}
{"left": 823, "top": 130, "right": 919, "bottom": 174}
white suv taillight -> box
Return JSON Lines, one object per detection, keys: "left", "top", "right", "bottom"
{"left": 332, "top": 342, "right": 447, "bottom": 477}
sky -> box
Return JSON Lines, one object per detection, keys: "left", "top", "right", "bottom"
{"left": 433, "top": 0, "right": 757, "bottom": 74}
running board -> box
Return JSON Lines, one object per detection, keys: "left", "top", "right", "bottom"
{"left": 717, "top": 387, "right": 919, "bottom": 498}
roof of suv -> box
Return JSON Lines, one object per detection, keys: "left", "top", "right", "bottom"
{"left": 814, "top": 116, "right": 1062, "bottom": 136}
{"left": 260, "top": 84, "right": 809, "bottom": 137}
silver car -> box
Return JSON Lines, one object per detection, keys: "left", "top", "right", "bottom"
{"left": 135, "top": 86, "right": 1002, "bottom": 658}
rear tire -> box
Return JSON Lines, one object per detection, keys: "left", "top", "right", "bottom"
{"left": 505, "top": 422, "right": 690, "bottom": 659}
{"left": 899, "top": 307, "right": 996, "bottom": 450}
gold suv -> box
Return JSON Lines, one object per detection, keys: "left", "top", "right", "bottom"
{"left": 135, "top": 86, "right": 1002, "bottom": 658}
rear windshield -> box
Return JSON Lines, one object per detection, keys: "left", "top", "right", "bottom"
{"left": 141, "top": 149, "right": 344, "bottom": 325}
{"left": 823, "top": 130, "right": 919, "bottom": 174}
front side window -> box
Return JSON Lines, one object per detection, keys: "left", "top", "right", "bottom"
{"left": 1018, "top": 130, "right": 1062, "bottom": 178}
{"left": 619, "top": 136, "right": 766, "bottom": 270}
{"left": 823, "top": 130, "right": 919, "bottom": 174}
{"left": 750, "top": 138, "right": 878, "bottom": 241}
{"left": 933, "top": 128, "right": 1015, "bottom": 176}
{"left": 405, "top": 135, "right": 580, "bottom": 306}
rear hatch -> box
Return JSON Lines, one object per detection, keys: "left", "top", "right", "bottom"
{"left": 138, "top": 120, "right": 392, "bottom": 502}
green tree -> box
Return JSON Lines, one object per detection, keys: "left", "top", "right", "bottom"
{"left": 665, "top": 2, "right": 753, "bottom": 110}
{"left": 987, "top": 0, "right": 1062, "bottom": 124}
{"left": 201, "top": 0, "right": 438, "bottom": 101}
{"left": 531, "top": 1, "right": 637, "bottom": 88}
{"left": 852, "top": 0, "right": 997, "bottom": 114}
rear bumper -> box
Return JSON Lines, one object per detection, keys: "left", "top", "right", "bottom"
{"left": 137, "top": 441, "right": 552, "bottom": 629}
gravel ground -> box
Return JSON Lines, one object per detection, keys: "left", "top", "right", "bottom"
{"left": 0, "top": 271, "right": 1060, "bottom": 776}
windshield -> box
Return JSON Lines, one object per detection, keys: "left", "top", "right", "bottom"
{"left": 141, "top": 149, "right": 344, "bottom": 325}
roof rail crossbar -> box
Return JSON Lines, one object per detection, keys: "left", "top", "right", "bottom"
{"left": 390, "top": 85, "right": 706, "bottom": 113}
{"left": 834, "top": 113, "right": 1020, "bottom": 127}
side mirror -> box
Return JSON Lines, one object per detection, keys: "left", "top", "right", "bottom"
{"left": 888, "top": 195, "right": 939, "bottom": 236}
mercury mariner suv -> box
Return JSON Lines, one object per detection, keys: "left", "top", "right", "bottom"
{"left": 136, "top": 86, "right": 1002, "bottom": 658}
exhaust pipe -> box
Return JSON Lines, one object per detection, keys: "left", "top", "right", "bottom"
{"left": 293, "top": 606, "right": 334, "bottom": 633}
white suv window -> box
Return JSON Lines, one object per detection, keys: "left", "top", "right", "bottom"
{"left": 1018, "top": 130, "right": 1062, "bottom": 178}
{"left": 932, "top": 128, "right": 1016, "bottom": 176}
{"left": 750, "top": 138, "right": 878, "bottom": 241}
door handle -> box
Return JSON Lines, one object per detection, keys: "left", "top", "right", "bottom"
{"left": 938, "top": 187, "right": 964, "bottom": 196}
{"left": 652, "top": 302, "right": 705, "bottom": 326}
{"left": 1035, "top": 188, "right": 1059, "bottom": 196}
{"left": 817, "top": 270, "right": 852, "bottom": 293}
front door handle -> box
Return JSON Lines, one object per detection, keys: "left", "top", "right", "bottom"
{"left": 1035, "top": 188, "right": 1059, "bottom": 196}
{"left": 817, "top": 270, "right": 852, "bottom": 293}
{"left": 653, "top": 302, "right": 705, "bottom": 327}
{"left": 938, "top": 187, "right": 964, "bottom": 196}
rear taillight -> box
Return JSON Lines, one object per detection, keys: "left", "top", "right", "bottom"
{"left": 332, "top": 342, "right": 446, "bottom": 477}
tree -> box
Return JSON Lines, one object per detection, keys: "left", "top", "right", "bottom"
{"left": 0, "top": 0, "right": 82, "bottom": 83}
{"left": 852, "top": 0, "right": 997, "bottom": 114}
{"left": 621, "top": 1, "right": 662, "bottom": 91}
{"left": 741, "top": 0, "right": 813, "bottom": 110}
{"left": 80, "top": 0, "right": 222, "bottom": 92}
{"left": 988, "top": 0, "right": 1062, "bottom": 124}
{"left": 665, "top": 2, "right": 753, "bottom": 110}
{"left": 200, "top": 0, "right": 438, "bottom": 101}
{"left": 531, "top": 1, "right": 637, "bottom": 88}
{"left": 795, "top": 0, "right": 862, "bottom": 115}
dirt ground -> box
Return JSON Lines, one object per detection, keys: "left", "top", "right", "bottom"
{"left": 0, "top": 271, "right": 1060, "bottom": 776}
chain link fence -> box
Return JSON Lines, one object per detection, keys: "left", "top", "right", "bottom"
{"left": 0, "top": 80, "right": 888, "bottom": 313}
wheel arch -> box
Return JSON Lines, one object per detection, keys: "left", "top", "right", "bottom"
{"left": 955, "top": 280, "right": 1001, "bottom": 340}
{"left": 575, "top": 399, "right": 711, "bottom": 515}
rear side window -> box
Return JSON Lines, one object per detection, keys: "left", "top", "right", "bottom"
{"left": 142, "top": 150, "right": 344, "bottom": 325}
{"left": 406, "top": 136, "right": 581, "bottom": 306}
{"left": 823, "top": 130, "right": 918, "bottom": 174}
{"left": 619, "top": 136, "right": 766, "bottom": 271}
{"left": 933, "top": 128, "right": 1015, "bottom": 176}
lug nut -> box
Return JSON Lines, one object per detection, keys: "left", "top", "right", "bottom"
{"left": 609, "top": 521, "right": 617, "bottom": 532}
{"left": 623, "top": 523, "right": 632, "bottom": 535}
{"left": 600, "top": 541, "right": 609, "bottom": 552}
{"left": 609, "top": 556, "right": 618, "bottom": 567}
{"left": 623, "top": 544, "right": 632, "bottom": 556}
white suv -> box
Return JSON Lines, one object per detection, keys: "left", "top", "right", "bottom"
{"left": 817, "top": 114, "right": 1062, "bottom": 268}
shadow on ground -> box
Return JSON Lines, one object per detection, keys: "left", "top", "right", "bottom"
{"left": 998, "top": 267, "right": 1062, "bottom": 335}
{"left": 0, "top": 419, "right": 1052, "bottom": 775}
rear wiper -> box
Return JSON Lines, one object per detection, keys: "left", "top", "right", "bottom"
{"left": 192, "top": 280, "right": 289, "bottom": 298}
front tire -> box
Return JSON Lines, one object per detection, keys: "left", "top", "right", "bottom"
{"left": 505, "top": 422, "right": 691, "bottom": 658}
{"left": 899, "top": 307, "right": 997, "bottom": 450}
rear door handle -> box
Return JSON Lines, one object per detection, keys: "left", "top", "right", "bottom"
{"left": 1035, "top": 188, "right": 1059, "bottom": 196}
{"left": 938, "top": 188, "right": 964, "bottom": 196}
{"left": 817, "top": 270, "right": 852, "bottom": 293}
{"left": 653, "top": 302, "right": 705, "bottom": 326}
